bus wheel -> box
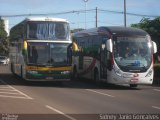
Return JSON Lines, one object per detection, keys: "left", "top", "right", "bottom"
{"left": 94, "top": 68, "right": 99, "bottom": 83}
{"left": 72, "top": 66, "right": 78, "bottom": 81}
{"left": 130, "top": 84, "right": 138, "bottom": 88}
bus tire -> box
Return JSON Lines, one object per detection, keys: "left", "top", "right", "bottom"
{"left": 94, "top": 68, "right": 99, "bottom": 83}
{"left": 130, "top": 84, "right": 138, "bottom": 88}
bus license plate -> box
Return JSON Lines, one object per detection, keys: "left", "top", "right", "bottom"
{"left": 123, "top": 73, "right": 133, "bottom": 78}
{"left": 130, "top": 78, "right": 139, "bottom": 83}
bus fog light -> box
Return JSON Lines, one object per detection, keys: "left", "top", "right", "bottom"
{"left": 145, "top": 69, "right": 153, "bottom": 77}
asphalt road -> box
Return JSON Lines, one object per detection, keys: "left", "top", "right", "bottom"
{"left": 0, "top": 65, "right": 160, "bottom": 120}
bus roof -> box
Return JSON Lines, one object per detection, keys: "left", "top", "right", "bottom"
{"left": 25, "top": 17, "right": 69, "bottom": 23}
{"left": 10, "top": 17, "right": 69, "bottom": 30}
{"left": 104, "top": 26, "right": 148, "bottom": 36}
{"left": 73, "top": 26, "right": 148, "bottom": 38}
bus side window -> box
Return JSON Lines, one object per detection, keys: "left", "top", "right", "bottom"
{"left": 55, "top": 23, "right": 65, "bottom": 39}
{"left": 17, "top": 41, "right": 22, "bottom": 54}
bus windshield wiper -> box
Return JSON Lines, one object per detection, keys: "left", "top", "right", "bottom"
{"left": 140, "top": 64, "right": 147, "bottom": 70}
{"left": 124, "top": 63, "right": 136, "bottom": 67}
{"left": 124, "top": 63, "right": 147, "bottom": 69}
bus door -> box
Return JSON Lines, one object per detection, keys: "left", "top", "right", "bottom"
{"left": 100, "top": 46, "right": 107, "bottom": 79}
{"left": 79, "top": 49, "right": 83, "bottom": 70}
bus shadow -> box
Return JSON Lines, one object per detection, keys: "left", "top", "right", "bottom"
{"left": 0, "top": 74, "right": 140, "bottom": 90}
{"left": 69, "top": 78, "right": 140, "bottom": 90}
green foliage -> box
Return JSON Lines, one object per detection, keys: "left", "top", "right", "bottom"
{"left": 131, "top": 17, "right": 160, "bottom": 63}
{"left": 0, "top": 20, "right": 7, "bottom": 40}
{"left": 0, "top": 19, "right": 9, "bottom": 56}
{"left": 131, "top": 17, "right": 160, "bottom": 37}
{"left": 154, "top": 64, "right": 160, "bottom": 77}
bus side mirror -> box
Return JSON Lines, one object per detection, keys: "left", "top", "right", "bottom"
{"left": 72, "top": 42, "right": 79, "bottom": 52}
{"left": 106, "top": 39, "right": 113, "bottom": 53}
{"left": 67, "top": 43, "right": 73, "bottom": 64}
{"left": 152, "top": 41, "right": 157, "bottom": 54}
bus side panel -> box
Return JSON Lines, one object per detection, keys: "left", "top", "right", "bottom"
{"left": 73, "top": 55, "right": 100, "bottom": 81}
{"left": 81, "top": 56, "right": 97, "bottom": 80}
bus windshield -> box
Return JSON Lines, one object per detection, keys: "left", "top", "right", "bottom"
{"left": 113, "top": 36, "right": 152, "bottom": 72}
{"left": 27, "top": 43, "right": 69, "bottom": 66}
{"left": 27, "top": 22, "right": 70, "bottom": 40}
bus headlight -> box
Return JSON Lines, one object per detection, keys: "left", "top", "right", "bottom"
{"left": 27, "top": 71, "right": 38, "bottom": 74}
{"left": 114, "top": 69, "right": 122, "bottom": 77}
{"left": 145, "top": 69, "right": 153, "bottom": 77}
{"left": 61, "top": 71, "right": 70, "bottom": 75}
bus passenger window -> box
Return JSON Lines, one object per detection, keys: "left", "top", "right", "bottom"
{"left": 55, "top": 24, "right": 65, "bottom": 39}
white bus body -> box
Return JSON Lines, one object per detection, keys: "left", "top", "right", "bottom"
{"left": 72, "top": 26, "right": 157, "bottom": 87}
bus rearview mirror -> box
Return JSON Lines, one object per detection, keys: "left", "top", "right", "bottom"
{"left": 106, "top": 39, "right": 113, "bottom": 52}
{"left": 101, "top": 44, "right": 105, "bottom": 50}
{"left": 152, "top": 41, "right": 157, "bottom": 54}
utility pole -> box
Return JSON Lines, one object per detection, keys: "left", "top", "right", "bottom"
{"left": 96, "top": 7, "right": 98, "bottom": 28}
{"left": 124, "top": 0, "right": 127, "bottom": 27}
{"left": 83, "top": 0, "right": 88, "bottom": 29}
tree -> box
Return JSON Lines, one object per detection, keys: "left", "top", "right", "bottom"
{"left": 0, "top": 19, "right": 9, "bottom": 56}
{"left": 131, "top": 17, "right": 160, "bottom": 63}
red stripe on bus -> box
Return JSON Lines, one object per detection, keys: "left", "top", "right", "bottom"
{"left": 79, "top": 58, "right": 96, "bottom": 76}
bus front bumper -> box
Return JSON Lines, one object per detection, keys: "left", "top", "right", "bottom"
{"left": 26, "top": 70, "right": 71, "bottom": 81}
{"left": 110, "top": 72, "right": 153, "bottom": 85}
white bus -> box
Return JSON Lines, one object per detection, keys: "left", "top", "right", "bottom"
{"left": 9, "top": 17, "right": 72, "bottom": 81}
{"left": 72, "top": 26, "right": 157, "bottom": 87}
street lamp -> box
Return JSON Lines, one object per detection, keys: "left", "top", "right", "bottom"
{"left": 124, "top": 0, "right": 126, "bottom": 27}
{"left": 83, "top": 0, "right": 88, "bottom": 29}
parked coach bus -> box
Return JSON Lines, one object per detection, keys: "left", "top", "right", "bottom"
{"left": 9, "top": 17, "right": 72, "bottom": 81}
{"left": 72, "top": 26, "right": 157, "bottom": 87}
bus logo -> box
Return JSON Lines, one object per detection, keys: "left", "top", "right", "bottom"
{"left": 133, "top": 73, "right": 139, "bottom": 77}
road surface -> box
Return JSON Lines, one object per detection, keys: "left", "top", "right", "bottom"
{"left": 0, "top": 65, "right": 159, "bottom": 120}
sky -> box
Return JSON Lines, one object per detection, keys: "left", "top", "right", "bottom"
{"left": 0, "top": 0, "right": 160, "bottom": 30}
